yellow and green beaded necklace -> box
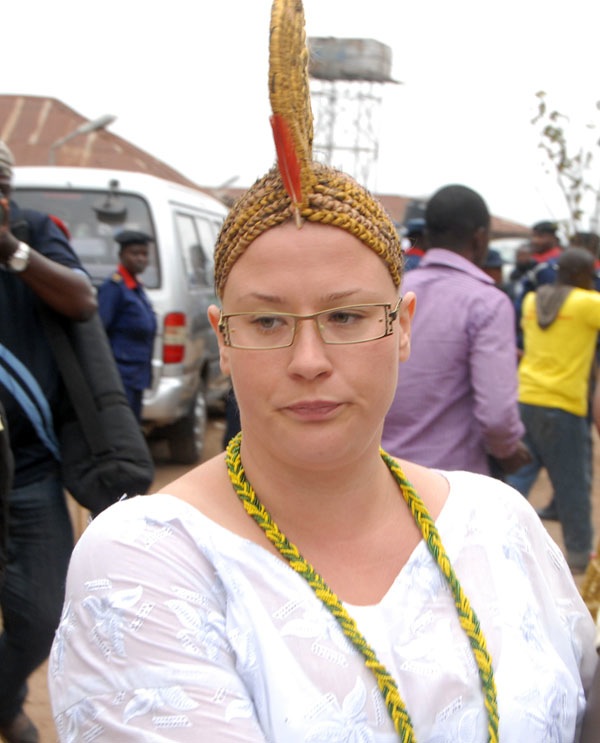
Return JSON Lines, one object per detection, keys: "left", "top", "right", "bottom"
{"left": 225, "top": 433, "right": 499, "bottom": 742}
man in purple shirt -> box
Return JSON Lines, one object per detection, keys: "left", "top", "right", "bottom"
{"left": 382, "top": 184, "right": 531, "bottom": 476}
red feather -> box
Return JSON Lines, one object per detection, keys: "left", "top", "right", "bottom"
{"left": 270, "top": 114, "right": 302, "bottom": 209}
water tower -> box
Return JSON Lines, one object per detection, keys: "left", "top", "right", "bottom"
{"left": 308, "top": 37, "right": 398, "bottom": 191}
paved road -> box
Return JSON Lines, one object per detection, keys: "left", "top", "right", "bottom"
{"left": 25, "top": 419, "right": 600, "bottom": 741}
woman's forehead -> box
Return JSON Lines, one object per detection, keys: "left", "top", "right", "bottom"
{"left": 239, "top": 223, "right": 388, "bottom": 276}
{"left": 222, "top": 222, "right": 397, "bottom": 304}
{"left": 236, "top": 221, "right": 386, "bottom": 267}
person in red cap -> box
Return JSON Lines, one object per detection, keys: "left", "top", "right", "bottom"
{"left": 98, "top": 230, "right": 157, "bottom": 422}
{"left": 513, "top": 220, "right": 564, "bottom": 347}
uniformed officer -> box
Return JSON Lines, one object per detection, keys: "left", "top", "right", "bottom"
{"left": 98, "top": 230, "right": 157, "bottom": 421}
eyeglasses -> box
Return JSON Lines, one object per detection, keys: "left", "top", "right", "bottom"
{"left": 218, "top": 298, "right": 402, "bottom": 350}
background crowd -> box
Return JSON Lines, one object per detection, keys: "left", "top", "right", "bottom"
{"left": 395, "top": 206, "right": 600, "bottom": 577}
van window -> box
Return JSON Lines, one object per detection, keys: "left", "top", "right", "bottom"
{"left": 174, "top": 212, "right": 215, "bottom": 289}
{"left": 13, "top": 188, "right": 160, "bottom": 288}
{"left": 195, "top": 217, "right": 217, "bottom": 286}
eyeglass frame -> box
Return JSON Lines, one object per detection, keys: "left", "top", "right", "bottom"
{"left": 218, "top": 298, "right": 403, "bottom": 350}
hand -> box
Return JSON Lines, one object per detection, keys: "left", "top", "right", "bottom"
{"left": 494, "top": 441, "right": 532, "bottom": 474}
{"left": 0, "top": 216, "right": 19, "bottom": 264}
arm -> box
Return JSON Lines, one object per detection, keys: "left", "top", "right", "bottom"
{"left": 493, "top": 440, "right": 532, "bottom": 474}
{"left": 97, "top": 280, "right": 122, "bottom": 331}
{"left": 49, "top": 499, "right": 267, "bottom": 741}
{"left": 469, "top": 293, "right": 530, "bottom": 469}
{"left": 0, "top": 217, "right": 96, "bottom": 321}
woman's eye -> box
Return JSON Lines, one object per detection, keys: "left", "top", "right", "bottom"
{"left": 250, "top": 316, "right": 286, "bottom": 331}
{"left": 328, "top": 310, "right": 362, "bottom": 325}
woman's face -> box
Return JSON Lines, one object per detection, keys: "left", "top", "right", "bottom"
{"left": 120, "top": 243, "right": 149, "bottom": 276}
{"left": 210, "top": 221, "right": 415, "bottom": 467}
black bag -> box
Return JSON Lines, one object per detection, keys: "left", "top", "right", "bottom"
{"left": 41, "top": 308, "right": 155, "bottom": 516}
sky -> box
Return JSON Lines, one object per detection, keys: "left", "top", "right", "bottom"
{"left": 5, "top": 0, "right": 600, "bottom": 229}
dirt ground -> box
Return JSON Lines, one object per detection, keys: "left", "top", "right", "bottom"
{"left": 22, "top": 425, "right": 600, "bottom": 742}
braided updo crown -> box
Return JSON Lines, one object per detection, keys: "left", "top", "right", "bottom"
{"left": 213, "top": 0, "right": 403, "bottom": 298}
{"left": 214, "top": 163, "right": 403, "bottom": 297}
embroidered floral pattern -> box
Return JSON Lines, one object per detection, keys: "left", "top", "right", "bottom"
{"left": 48, "top": 484, "right": 596, "bottom": 741}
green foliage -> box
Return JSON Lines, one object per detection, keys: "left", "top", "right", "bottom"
{"left": 531, "top": 91, "right": 600, "bottom": 236}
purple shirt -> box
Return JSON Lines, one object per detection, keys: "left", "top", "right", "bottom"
{"left": 382, "top": 249, "right": 524, "bottom": 474}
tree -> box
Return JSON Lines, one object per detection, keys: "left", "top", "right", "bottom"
{"left": 531, "top": 91, "right": 600, "bottom": 236}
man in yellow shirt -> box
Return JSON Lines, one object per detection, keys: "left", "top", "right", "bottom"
{"left": 507, "top": 248, "right": 600, "bottom": 573}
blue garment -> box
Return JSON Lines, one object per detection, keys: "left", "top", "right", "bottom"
{"left": 0, "top": 474, "right": 73, "bottom": 724}
{"left": 403, "top": 247, "right": 425, "bottom": 271}
{"left": 98, "top": 267, "right": 156, "bottom": 420}
{"left": 506, "top": 403, "right": 592, "bottom": 569}
{"left": 1, "top": 202, "right": 82, "bottom": 485}
{"left": 513, "top": 260, "right": 559, "bottom": 348}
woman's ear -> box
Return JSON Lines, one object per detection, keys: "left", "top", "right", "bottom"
{"left": 397, "top": 292, "right": 416, "bottom": 361}
{"left": 208, "top": 304, "right": 231, "bottom": 376}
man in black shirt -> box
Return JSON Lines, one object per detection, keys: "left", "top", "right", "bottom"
{"left": 0, "top": 140, "right": 96, "bottom": 742}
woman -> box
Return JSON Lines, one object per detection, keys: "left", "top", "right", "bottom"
{"left": 98, "top": 229, "right": 157, "bottom": 421}
{"left": 48, "top": 1, "right": 596, "bottom": 740}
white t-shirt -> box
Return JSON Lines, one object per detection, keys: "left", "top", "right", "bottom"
{"left": 49, "top": 471, "right": 597, "bottom": 742}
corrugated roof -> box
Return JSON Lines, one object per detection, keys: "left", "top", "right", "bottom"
{"left": 0, "top": 94, "right": 200, "bottom": 188}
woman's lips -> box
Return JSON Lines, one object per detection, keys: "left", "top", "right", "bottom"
{"left": 285, "top": 401, "right": 341, "bottom": 419}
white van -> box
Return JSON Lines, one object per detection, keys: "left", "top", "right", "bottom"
{"left": 13, "top": 166, "right": 229, "bottom": 464}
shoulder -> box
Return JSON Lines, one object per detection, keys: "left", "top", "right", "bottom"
{"left": 12, "top": 203, "right": 83, "bottom": 269}
{"left": 435, "top": 471, "right": 568, "bottom": 575}
{"left": 16, "top": 206, "right": 61, "bottom": 241}
{"left": 568, "top": 288, "right": 600, "bottom": 326}
{"left": 570, "top": 287, "right": 600, "bottom": 305}
{"left": 70, "top": 494, "right": 224, "bottom": 583}
{"left": 466, "top": 283, "right": 515, "bottom": 332}
{"left": 440, "top": 470, "right": 561, "bottom": 553}
{"left": 429, "top": 470, "right": 529, "bottom": 529}
{"left": 159, "top": 454, "right": 267, "bottom": 546}
{"left": 444, "top": 468, "right": 525, "bottom": 505}
{"left": 14, "top": 205, "right": 46, "bottom": 227}
{"left": 98, "top": 273, "right": 123, "bottom": 296}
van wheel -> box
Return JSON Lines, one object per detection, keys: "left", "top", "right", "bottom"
{"left": 167, "top": 384, "right": 207, "bottom": 464}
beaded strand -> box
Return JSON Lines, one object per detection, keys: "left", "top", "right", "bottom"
{"left": 225, "top": 433, "right": 499, "bottom": 742}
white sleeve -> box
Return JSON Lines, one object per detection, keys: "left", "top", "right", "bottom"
{"left": 48, "top": 498, "right": 267, "bottom": 742}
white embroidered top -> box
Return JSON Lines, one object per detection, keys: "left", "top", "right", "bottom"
{"left": 49, "top": 471, "right": 597, "bottom": 742}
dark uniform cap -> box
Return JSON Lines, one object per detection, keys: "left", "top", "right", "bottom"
{"left": 115, "top": 230, "right": 153, "bottom": 248}
{"left": 483, "top": 248, "right": 504, "bottom": 268}
{"left": 532, "top": 220, "right": 557, "bottom": 235}
{"left": 404, "top": 217, "right": 426, "bottom": 237}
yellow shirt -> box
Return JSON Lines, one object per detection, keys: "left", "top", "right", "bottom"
{"left": 519, "top": 287, "right": 600, "bottom": 416}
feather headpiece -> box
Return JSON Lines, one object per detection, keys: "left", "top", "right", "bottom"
{"left": 213, "top": 0, "right": 403, "bottom": 297}
{"left": 268, "top": 0, "right": 316, "bottom": 226}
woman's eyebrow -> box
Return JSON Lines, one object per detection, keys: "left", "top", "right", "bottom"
{"left": 234, "top": 288, "right": 377, "bottom": 307}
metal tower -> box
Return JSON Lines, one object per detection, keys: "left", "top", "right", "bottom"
{"left": 308, "top": 37, "right": 398, "bottom": 191}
